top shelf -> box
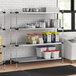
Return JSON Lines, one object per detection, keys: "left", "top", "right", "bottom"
{"left": 0, "top": 7, "right": 59, "bottom": 14}
{"left": 17, "top": 12, "right": 59, "bottom": 14}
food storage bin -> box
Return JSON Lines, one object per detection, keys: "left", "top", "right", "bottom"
{"left": 51, "top": 50, "right": 60, "bottom": 59}
{"left": 34, "top": 33, "right": 39, "bottom": 44}
{"left": 47, "top": 45, "right": 56, "bottom": 50}
{"left": 36, "top": 46, "right": 47, "bottom": 57}
{"left": 38, "top": 34, "right": 44, "bottom": 44}
{"left": 43, "top": 50, "right": 52, "bottom": 59}
{"left": 50, "top": 19, "right": 59, "bottom": 28}
{"left": 26, "top": 34, "right": 31, "bottom": 44}
{"left": 39, "top": 21, "right": 46, "bottom": 28}
{"left": 45, "top": 32, "right": 52, "bottom": 43}
{"left": 43, "top": 32, "right": 52, "bottom": 43}
{"left": 43, "top": 32, "right": 46, "bottom": 43}
{"left": 51, "top": 32, "right": 60, "bottom": 43}
{"left": 30, "top": 34, "right": 36, "bottom": 44}
{"left": 55, "top": 32, "right": 60, "bottom": 42}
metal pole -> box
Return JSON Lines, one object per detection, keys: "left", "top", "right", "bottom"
{"left": 10, "top": 9, "right": 12, "bottom": 64}
{"left": 2, "top": 9, "right": 6, "bottom": 30}
{"left": 3, "top": 46, "right": 6, "bottom": 71}
{"left": 15, "top": 11, "right": 18, "bottom": 69}
{"left": 61, "top": 11, "right": 64, "bottom": 64}
{"left": 3, "top": 9, "right": 6, "bottom": 70}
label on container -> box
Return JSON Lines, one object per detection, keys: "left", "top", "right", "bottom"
{"left": 56, "top": 35, "right": 59, "bottom": 42}
{"left": 47, "top": 35, "right": 51, "bottom": 42}
{"left": 51, "top": 34, "right": 55, "bottom": 42}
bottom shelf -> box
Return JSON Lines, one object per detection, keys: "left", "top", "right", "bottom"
{"left": 11, "top": 57, "right": 62, "bottom": 63}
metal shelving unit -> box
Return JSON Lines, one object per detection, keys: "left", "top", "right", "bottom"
{"left": 0, "top": 8, "right": 64, "bottom": 69}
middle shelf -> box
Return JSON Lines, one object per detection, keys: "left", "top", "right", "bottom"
{"left": 10, "top": 42, "right": 62, "bottom": 47}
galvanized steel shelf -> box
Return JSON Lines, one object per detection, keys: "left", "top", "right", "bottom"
{"left": 11, "top": 57, "right": 62, "bottom": 63}
{"left": 10, "top": 42, "right": 62, "bottom": 47}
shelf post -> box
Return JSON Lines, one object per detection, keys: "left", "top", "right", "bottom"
{"left": 3, "top": 46, "right": 6, "bottom": 71}
{"left": 10, "top": 9, "right": 12, "bottom": 64}
{"left": 2, "top": 10, "right": 6, "bottom": 31}
{"left": 61, "top": 11, "right": 64, "bottom": 64}
{"left": 15, "top": 10, "right": 19, "bottom": 69}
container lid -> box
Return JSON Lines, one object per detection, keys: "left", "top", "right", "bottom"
{"left": 38, "top": 34, "right": 42, "bottom": 36}
{"left": 51, "top": 50, "right": 60, "bottom": 52}
{"left": 43, "top": 32, "right": 46, "bottom": 34}
{"left": 54, "top": 32, "right": 60, "bottom": 35}
{"left": 37, "top": 46, "right": 47, "bottom": 48}
{"left": 47, "top": 45, "right": 56, "bottom": 47}
{"left": 34, "top": 33, "right": 38, "bottom": 35}
{"left": 43, "top": 50, "right": 51, "bottom": 52}
{"left": 45, "top": 32, "right": 52, "bottom": 35}
{"left": 30, "top": 34, "right": 35, "bottom": 36}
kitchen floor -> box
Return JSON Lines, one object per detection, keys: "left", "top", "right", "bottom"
{"left": 0, "top": 59, "right": 76, "bottom": 76}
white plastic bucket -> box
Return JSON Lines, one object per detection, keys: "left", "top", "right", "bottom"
{"left": 36, "top": 46, "right": 47, "bottom": 57}
{"left": 43, "top": 51, "right": 51, "bottom": 59}
{"left": 51, "top": 50, "right": 60, "bottom": 59}
{"left": 47, "top": 45, "right": 56, "bottom": 51}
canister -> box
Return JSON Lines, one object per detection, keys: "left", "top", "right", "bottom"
{"left": 43, "top": 32, "right": 52, "bottom": 43}
{"left": 51, "top": 32, "right": 55, "bottom": 43}
{"left": 51, "top": 32, "right": 59, "bottom": 42}
{"left": 45, "top": 32, "right": 52, "bottom": 43}
{"left": 51, "top": 50, "right": 60, "bottom": 59}
{"left": 55, "top": 32, "right": 60, "bottom": 42}
{"left": 36, "top": 46, "right": 47, "bottom": 57}
{"left": 30, "top": 34, "right": 36, "bottom": 44}
{"left": 38, "top": 34, "right": 44, "bottom": 44}
{"left": 39, "top": 22, "right": 46, "bottom": 28}
{"left": 43, "top": 32, "right": 46, "bottom": 43}
{"left": 43, "top": 50, "right": 52, "bottom": 59}
{"left": 26, "top": 34, "right": 31, "bottom": 44}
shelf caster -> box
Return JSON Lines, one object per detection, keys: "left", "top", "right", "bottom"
{"left": 10, "top": 59, "right": 12, "bottom": 64}
{"left": 16, "top": 63, "right": 18, "bottom": 69}
{"left": 61, "top": 58, "right": 64, "bottom": 64}
{"left": 62, "top": 60, "right": 64, "bottom": 64}
{"left": 3, "top": 64, "right": 6, "bottom": 71}
{"left": 71, "top": 60, "right": 73, "bottom": 64}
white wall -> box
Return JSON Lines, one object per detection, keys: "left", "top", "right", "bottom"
{"left": 0, "top": 0, "right": 57, "bottom": 9}
{"left": 0, "top": 0, "right": 59, "bottom": 61}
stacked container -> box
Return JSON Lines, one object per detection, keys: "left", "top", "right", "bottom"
{"left": 51, "top": 32, "right": 60, "bottom": 43}
{"left": 51, "top": 50, "right": 60, "bottom": 59}
{"left": 36, "top": 46, "right": 47, "bottom": 57}
{"left": 43, "top": 50, "right": 52, "bottom": 59}
{"left": 43, "top": 32, "right": 52, "bottom": 43}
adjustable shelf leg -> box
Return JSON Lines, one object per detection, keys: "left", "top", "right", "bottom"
{"left": 16, "top": 46, "right": 18, "bottom": 69}
{"left": 3, "top": 46, "right": 6, "bottom": 71}
{"left": 61, "top": 58, "right": 64, "bottom": 64}
{"left": 71, "top": 60, "right": 73, "bottom": 64}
